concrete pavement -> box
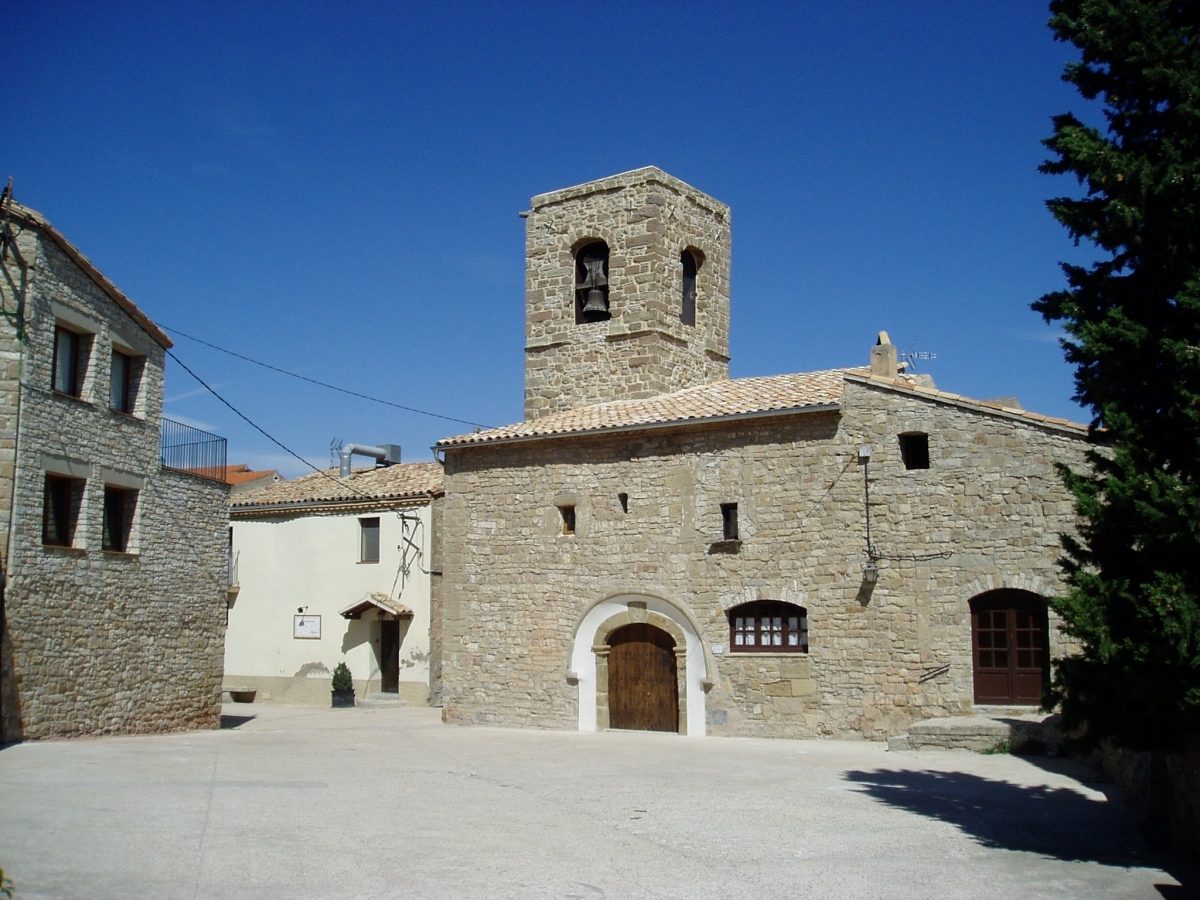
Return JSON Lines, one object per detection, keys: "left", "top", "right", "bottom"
{"left": 0, "top": 703, "right": 1192, "bottom": 899}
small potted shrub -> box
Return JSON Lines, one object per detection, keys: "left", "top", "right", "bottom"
{"left": 330, "top": 662, "right": 355, "bottom": 708}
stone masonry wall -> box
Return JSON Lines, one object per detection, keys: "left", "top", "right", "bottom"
{"left": 0, "top": 227, "right": 229, "bottom": 740}
{"left": 440, "top": 378, "right": 1089, "bottom": 740}
{"left": 524, "top": 168, "right": 731, "bottom": 419}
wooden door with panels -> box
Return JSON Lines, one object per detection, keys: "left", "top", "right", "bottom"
{"left": 970, "top": 590, "right": 1050, "bottom": 705}
{"left": 607, "top": 623, "right": 678, "bottom": 732}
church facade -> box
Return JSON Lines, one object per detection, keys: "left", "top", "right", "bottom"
{"left": 436, "top": 168, "right": 1089, "bottom": 740}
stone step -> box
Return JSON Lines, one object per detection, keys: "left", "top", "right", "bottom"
{"left": 888, "top": 713, "right": 1061, "bottom": 753}
{"left": 356, "top": 693, "right": 408, "bottom": 709}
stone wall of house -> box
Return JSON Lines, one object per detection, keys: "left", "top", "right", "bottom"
{"left": 440, "top": 378, "right": 1090, "bottom": 740}
{"left": 428, "top": 494, "right": 445, "bottom": 706}
{"left": 524, "top": 168, "right": 732, "bottom": 419}
{"left": 0, "top": 226, "right": 229, "bottom": 741}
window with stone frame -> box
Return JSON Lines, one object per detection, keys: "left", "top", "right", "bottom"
{"left": 52, "top": 325, "right": 91, "bottom": 398}
{"left": 43, "top": 474, "right": 85, "bottom": 547}
{"left": 728, "top": 600, "right": 808, "bottom": 653}
{"left": 109, "top": 349, "right": 143, "bottom": 415}
{"left": 102, "top": 486, "right": 137, "bottom": 553}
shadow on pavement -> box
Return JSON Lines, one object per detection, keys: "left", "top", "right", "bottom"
{"left": 220, "top": 714, "right": 255, "bottom": 729}
{"left": 845, "top": 767, "right": 1199, "bottom": 897}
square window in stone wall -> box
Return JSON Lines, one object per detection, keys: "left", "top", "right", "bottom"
{"left": 899, "top": 432, "right": 930, "bottom": 470}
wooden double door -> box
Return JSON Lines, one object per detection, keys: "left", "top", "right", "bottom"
{"left": 608, "top": 623, "right": 679, "bottom": 732}
{"left": 970, "top": 590, "right": 1049, "bottom": 705}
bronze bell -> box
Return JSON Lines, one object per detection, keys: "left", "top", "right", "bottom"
{"left": 577, "top": 253, "right": 608, "bottom": 317}
{"left": 581, "top": 287, "right": 607, "bottom": 315}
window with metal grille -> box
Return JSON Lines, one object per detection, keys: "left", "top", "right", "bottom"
{"left": 103, "top": 486, "right": 137, "bottom": 552}
{"left": 728, "top": 601, "right": 808, "bottom": 653}
{"left": 43, "top": 474, "right": 84, "bottom": 547}
{"left": 359, "top": 517, "right": 380, "bottom": 563}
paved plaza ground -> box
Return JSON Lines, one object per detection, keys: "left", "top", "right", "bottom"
{"left": 0, "top": 703, "right": 1195, "bottom": 899}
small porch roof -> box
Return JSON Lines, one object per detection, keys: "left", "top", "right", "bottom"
{"left": 339, "top": 593, "right": 415, "bottom": 620}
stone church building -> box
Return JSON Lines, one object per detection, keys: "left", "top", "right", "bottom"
{"left": 435, "top": 167, "right": 1089, "bottom": 741}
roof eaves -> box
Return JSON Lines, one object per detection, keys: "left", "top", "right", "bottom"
{"left": 845, "top": 373, "right": 1090, "bottom": 435}
{"left": 11, "top": 203, "right": 173, "bottom": 349}
{"left": 231, "top": 491, "right": 437, "bottom": 517}
{"left": 437, "top": 402, "right": 842, "bottom": 451}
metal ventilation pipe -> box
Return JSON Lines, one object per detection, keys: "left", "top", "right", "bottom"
{"left": 339, "top": 443, "right": 402, "bottom": 478}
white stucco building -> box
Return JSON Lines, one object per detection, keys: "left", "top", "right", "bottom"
{"left": 224, "top": 461, "right": 443, "bottom": 705}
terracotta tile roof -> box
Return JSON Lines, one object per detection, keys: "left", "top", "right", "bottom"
{"left": 231, "top": 461, "right": 443, "bottom": 510}
{"left": 437, "top": 369, "right": 860, "bottom": 448}
{"left": 436, "top": 367, "right": 1091, "bottom": 450}
{"left": 7, "top": 199, "right": 172, "bottom": 348}
{"left": 224, "top": 464, "right": 280, "bottom": 486}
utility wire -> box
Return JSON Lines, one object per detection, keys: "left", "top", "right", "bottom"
{"left": 161, "top": 323, "right": 492, "bottom": 430}
{"left": 166, "top": 349, "right": 379, "bottom": 502}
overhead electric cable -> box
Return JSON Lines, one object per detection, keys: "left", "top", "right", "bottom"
{"left": 166, "top": 349, "right": 380, "bottom": 502}
{"left": 160, "top": 323, "right": 492, "bottom": 430}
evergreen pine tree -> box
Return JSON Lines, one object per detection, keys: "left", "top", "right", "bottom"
{"left": 1036, "top": 0, "right": 1200, "bottom": 750}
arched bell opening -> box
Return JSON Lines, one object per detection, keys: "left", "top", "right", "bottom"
{"left": 574, "top": 240, "right": 610, "bottom": 323}
{"left": 680, "top": 246, "right": 703, "bottom": 326}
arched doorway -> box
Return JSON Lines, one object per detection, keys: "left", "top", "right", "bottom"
{"left": 608, "top": 623, "right": 678, "bottom": 732}
{"left": 970, "top": 590, "right": 1050, "bottom": 705}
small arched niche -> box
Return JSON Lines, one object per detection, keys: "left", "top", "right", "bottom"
{"left": 574, "top": 240, "right": 610, "bottom": 323}
{"left": 680, "top": 247, "right": 703, "bottom": 326}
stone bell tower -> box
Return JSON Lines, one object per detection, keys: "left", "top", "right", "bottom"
{"left": 522, "top": 167, "right": 731, "bottom": 420}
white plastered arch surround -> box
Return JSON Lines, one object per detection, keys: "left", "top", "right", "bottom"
{"left": 569, "top": 590, "right": 709, "bottom": 737}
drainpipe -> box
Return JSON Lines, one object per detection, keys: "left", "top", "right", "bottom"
{"left": 339, "top": 443, "right": 401, "bottom": 478}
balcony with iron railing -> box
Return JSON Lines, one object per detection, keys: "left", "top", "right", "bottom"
{"left": 160, "top": 417, "right": 228, "bottom": 483}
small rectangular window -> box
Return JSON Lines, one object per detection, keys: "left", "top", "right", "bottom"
{"left": 53, "top": 326, "right": 88, "bottom": 397}
{"left": 43, "top": 474, "right": 84, "bottom": 546}
{"left": 721, "top": 503, "right": 738, "bottom": 541}
{"left": 103, "top": 486, "right": 137, "bottom": 552}
{"left": 899, "top": 433, "right": 930, "bottom": 470}
{"left": 559, "top": 504, "right": 576, "bottom": 535}
{"left": 110, "top": 350, "right": 135, "bottom": 413}
{"left": 360, "top": 517, "right": 380, "bottom": 563}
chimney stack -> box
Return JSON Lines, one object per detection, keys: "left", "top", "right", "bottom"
{"left": 870, "top": 331, "right": 898, "bottom": 379}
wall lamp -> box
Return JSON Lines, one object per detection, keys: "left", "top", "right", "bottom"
{"left": 862, "top": 561, "right": 880, "bottom": 584}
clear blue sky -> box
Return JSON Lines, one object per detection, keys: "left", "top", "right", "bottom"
{"left": 8, "top": 2, "right": 1097, "bottom": 474}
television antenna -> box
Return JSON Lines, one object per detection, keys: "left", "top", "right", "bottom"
{"left": 901, "top": 342, "right": 937, "bottom": 372}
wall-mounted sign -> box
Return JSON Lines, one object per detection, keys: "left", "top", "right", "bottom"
{"left": 294, "top": 615, "right": 321, "bottom": 639}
